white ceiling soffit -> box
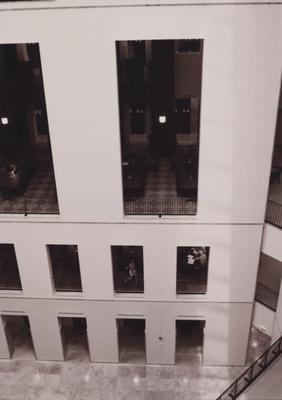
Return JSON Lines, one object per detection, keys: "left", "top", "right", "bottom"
{"left": 1, "top": 0, "right": 282, "bottom": 11}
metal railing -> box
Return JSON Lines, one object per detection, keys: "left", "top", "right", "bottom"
{"left": 265, "top": 200, "right": 282, "bottom": 228}
{"left": 0, "top": 195, "right": 59, "bottom": 215}
{"left": 176, "top": 279, "right": 207, "bottom": 295}
{"left": 216, "top": 335, "right": 282, "bottom": 400}
{"left": 114, "top": 279, "right": 144, "bottom": 294}
{"left": 255, "top": 282, "right": 279, "bottom": 311}
{"left": 124, "top": 198, "right": 197, "bottom": 215}
{"left": 0, "top": 284, "right": 22, "bottom": 291}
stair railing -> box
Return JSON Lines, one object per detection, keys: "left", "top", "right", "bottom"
{"left": 216, "top": 335, "right": 282, "bottom": 400}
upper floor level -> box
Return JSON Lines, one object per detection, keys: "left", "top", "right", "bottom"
{"left": 0, "top": 3, "right": 281, "bottom": 223}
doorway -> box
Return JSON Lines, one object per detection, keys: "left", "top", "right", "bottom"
{"left": 175, "top": 319, "right": 205, "bottom": 364}
{"left": 58, "top": 317, "right": 89, "bottom": 361}
{"left": 1, "top": 315, "right": 36, "bottom": 359}
{"left": 117, "top": 318, "right": 146, "bottom": 363}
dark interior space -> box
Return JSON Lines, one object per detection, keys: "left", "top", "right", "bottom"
{"left": 116, "top": 39, "right": 203, "bottom": 215}
{"left": 2, "top": 315, "right": 36, "bottom": 359}
{"left": 0, "top": 244, "right": 22, "bottom": 290}
{"left": 254, "top": 252, "right": 282, "bottom": 311}
{"left": 58, "top": 317, "right": 89, "bottom": 361}
{"left": 117, "top": 318, "right": 146, "bottom": 363}
{"left": 48, "top": 244, "right": 82, "bottom": 292}
{"left": 0, "top": 43, "right": 59, "bottom": 215}
{"left": 175, "top": 319, "right": 205, "bottom": 364}
{"left": 111, "top": 245, "right": 144, "bottom": 294}
{"left": 176, "top": 246, "right": 209, "bottom": 294}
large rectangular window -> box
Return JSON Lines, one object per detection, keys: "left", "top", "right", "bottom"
{"left": 0, "top": 43, "right": 59, "bottom": 215}
{"left": 111, "top": 245, "right": 144, "bottom": 294}
{"left": 176, "top": 246, "right": 209, "bottom": 295}
{"left": 0, "top": 244, "right": 22, "bottom": 290}
{"left": 116, "top": 39, "right": 203, "bottom": 216}
{"left": 48, "top": 245, "right": 82, "bottom": 293}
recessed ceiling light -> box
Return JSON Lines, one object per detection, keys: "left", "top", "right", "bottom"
{"left": 159, "top": 115, "right": 166, "bottom": 124}
{"left": 1, "top": 117, "right": 8, "bottom": 125}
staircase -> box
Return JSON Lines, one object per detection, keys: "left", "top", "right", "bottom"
{"left": 216, "top": 335, "right": 282, "bottom": 400}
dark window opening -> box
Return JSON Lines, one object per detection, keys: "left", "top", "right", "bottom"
{"left": 175, "top": 98, "right": 191, "bottom": 134}
{"left": 175, "top": 320, "right": 205, "bottom": 364}
{"left": 0, "top": 43, "right": 59, "bottom": 215}
{"left": 130, "top": 103, "right": 146, "bottom": 134}
{"left": 176, "top": 246, "right": 209, "bottom": 295}
{"left": 1, "top": 315, "right": 36, "bottom": 360}
{"left": 48, "top": 245, "right": 82, "bottom": 292}
{"left": 177, "top": 39, "right": 202, "bottom": 53}
{"left": 254, "top": 252, "right": 282, "bottom": 311}
{"left": 58, "top": 317, "right": 89, "bottom": 361}
{"left": 111, "top": 245, "right": 144, "bottom": 294}
{"left": 116, "top": 39, "right": 203, "bottom": 216}
{"left": 117, "top": 318, "right": 146, "bottom": 363}
{"left": 0, "top": 244, "right": 22, "bottom": 290}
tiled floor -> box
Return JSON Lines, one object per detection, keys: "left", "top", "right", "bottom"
{"left": 0, "top": 147, "right": 59, "bottom": 215}
{"left": 0, "top": 326, "right": 271, "bottom": 400}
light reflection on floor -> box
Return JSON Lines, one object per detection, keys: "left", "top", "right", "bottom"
{"left": 0, "top": 326, "right": 271, "bottom": 400}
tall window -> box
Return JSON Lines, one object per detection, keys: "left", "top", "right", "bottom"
{"left": 116, "top": 39, "right": 203, "bottom": 216}
{"left": 111, "top": 246, "right": 144, "bottom": 294}
{"left": 176, "top": 246, "right": 209, "bottom": 295}
{"left": 0, "top": 43, "right": 59, "bottom": 215}
{"left": 48, "top": 245, "right": 82, "bottom": 292}
{"left": 0, "top": 244, "right": 22, "bottom": 290}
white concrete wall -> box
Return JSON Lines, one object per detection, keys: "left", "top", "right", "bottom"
{"left": 261, "top": 225, "right": 282, "bottom": 262}
{"left": 0, "top": 5, "right": 280, "bottom": 223}
{"left": 252, "top": 302, "right": 275, "bottom": 337}
{"left": 0, "top": 1, "right": 280, "bottom": 366}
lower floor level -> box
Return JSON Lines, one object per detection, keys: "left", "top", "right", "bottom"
{"left": 0, "top": 298, "right": 256, "bottom": 366}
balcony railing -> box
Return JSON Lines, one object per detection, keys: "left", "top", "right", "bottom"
{"left": 216, "top": 335, "right": 282, "bottom": 400}
{"left": 255, "top": 282, "right": 279, "bottom": 311}
{"left": 0, "top": 284, "right": 22, "bottom": 291}
{"left": 124, "top": 198, "right": 197, "bottom": 216}
{"left": 265, "top": 200, "right": 282, "bottom": 228}
{"left": 114, "top": 278, "right": 144, "bottom": 294}
{"left": 0, "top": 195, "right": 59, "bottom": 215}
{"left": 176, "top": 278, "right": 207, "bottom": 295}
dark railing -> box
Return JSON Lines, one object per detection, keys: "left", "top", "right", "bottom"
{"left": 255, "top": 282, "right": 279, "bottom": 311}
{"left": 124, "top": 198, "right": 197, "bottom": 216}
{"left": 0, "top": 285, "right": 22, "bottom": 291}
{"left": 176, "top": 279, "right": 207, "bottom": 295}
{"left": 216, "top": 335, "right": 282, "bottom": 400}
{"left": 265, "top": 200, "right": 282, "bottom": 228}
{"left": 114, "top": 279, "right": 144, "bottom": 294}
{"left": 0, "top": 195, "right": 59, "bottom": 215}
